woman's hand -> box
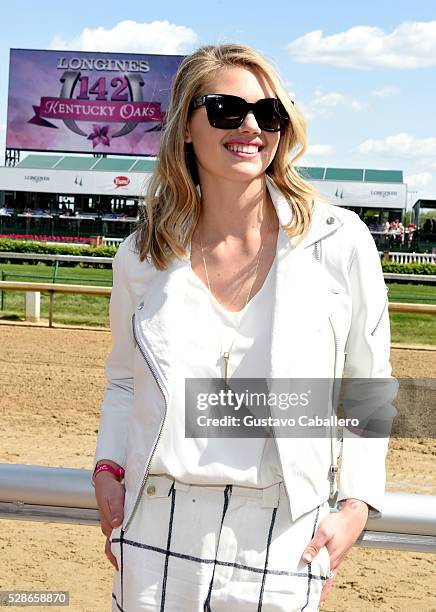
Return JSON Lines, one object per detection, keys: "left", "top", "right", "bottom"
{"left": 94, "top": 462, "right": 126, "bottom": 571}
{"left": 301, "top": 498, "right": 369, "bottom": 609}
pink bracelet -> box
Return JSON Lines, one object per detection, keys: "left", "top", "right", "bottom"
{"left": 93, "top": 463, "right": 125, "bottom": 481}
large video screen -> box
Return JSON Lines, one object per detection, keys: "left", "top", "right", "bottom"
{"left": 6, "top": 48, "right": 185, "bottom": 156}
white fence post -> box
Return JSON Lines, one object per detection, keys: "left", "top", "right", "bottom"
{"left": 24, "top": 291, "right": 40, "bottom": 322}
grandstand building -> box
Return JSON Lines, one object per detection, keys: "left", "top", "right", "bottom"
{"left": 0, "top": 154, "right": 407, "bottom": 240}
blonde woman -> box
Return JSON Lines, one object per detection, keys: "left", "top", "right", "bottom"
{"left": 92, "top": 44, "right": 396, "bottom": 611}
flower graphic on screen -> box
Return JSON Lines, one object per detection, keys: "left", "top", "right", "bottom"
{"left": 87, "top": 124, "right": 110, "bottom": 148}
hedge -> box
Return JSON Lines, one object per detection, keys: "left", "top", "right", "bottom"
{"left": 0, "top": 239, "right": 117, "bottom": 268}
{"left": 0, "top": 238, "right": 116, "bottom": 256}
{"left": 381, "top": 261, "right": 436, "bottom": 275}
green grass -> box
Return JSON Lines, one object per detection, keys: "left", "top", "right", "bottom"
{"left": 390, "top": 313, "right": 436, "bottom": 345}
{"left": 0, "top": 262, "right": 111, "bottom": 327}
{"left": 386, "top": 282, "right": 436, "bottom": 304}
{"left": 0, "top": 292, "right": 110, "bottom": 327}
{"left": 0, "top": 264, "right": 435, "bottom": 342}
{"left": 386, "top": 282, "right": 436, "bottom": 345}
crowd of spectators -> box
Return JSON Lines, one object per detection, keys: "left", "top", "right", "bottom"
{"left": 0, "top": 206, "right": 137, "bottom": 221}
{"left": 366, "top": 218, "right": 418, "bottom": 248}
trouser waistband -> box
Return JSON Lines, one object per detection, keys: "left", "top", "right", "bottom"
{"left": 148, "top": 473, "right": 282, "bottom": 509}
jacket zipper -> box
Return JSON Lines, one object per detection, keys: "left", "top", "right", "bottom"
{"left": 370, "top": 288, "right": 389, "bottom": 336}
{"left": 124, "top": 313, "right": 168, "bottom": 533}
{"left": 314, "top": 239, "right": 339, "bottom": 505}
{"left": 327, "top": 315, "right": 339, "bottom": 506}
{"left": 313, "top": 239, "right": 321, "bottom": 262}
{"left": 269, "top": 408, "right": 292, "bottom": 519}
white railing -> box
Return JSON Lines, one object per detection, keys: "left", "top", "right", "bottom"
{"left": 381, "top": 252, "right": 436, "bottom": 264}
{"left": 0, "top": 464, "right": 435, "bottom": 553}
{"left": 0, "top": 251, "right": 113, "bottom": 264}
{"left": 0, "top": 281, "right": 111, "bottom": 326}
{"left": 102, "top": 237, "right": 123, "bottom": 247}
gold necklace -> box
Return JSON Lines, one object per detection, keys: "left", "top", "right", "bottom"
{"left": 197, "top": 204, "right": 272, "bottom": 389}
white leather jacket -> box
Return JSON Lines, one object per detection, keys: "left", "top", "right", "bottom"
{"left": 92, "top": 176, "right": 398, "bottom": 533}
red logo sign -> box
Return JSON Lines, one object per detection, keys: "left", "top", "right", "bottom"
{"left": 114, "top": 176, "right": 130, "bottom": 188}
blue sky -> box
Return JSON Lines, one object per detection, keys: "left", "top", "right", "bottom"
{"left": 1, "top": 0, "right": 436, "bottom": 209}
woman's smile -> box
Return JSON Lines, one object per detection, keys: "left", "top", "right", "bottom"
{"left": 223, "top": 138, "right": 265, "bottom": 159}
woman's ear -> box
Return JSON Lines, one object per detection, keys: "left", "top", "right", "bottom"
{"left": 184, "top": 119, "right": 192, "bottom": 144}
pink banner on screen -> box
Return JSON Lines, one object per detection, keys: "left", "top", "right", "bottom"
{"left": 37, "top": 98, "right": 163, "bottom": 123}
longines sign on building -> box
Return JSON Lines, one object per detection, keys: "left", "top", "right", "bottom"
{"left": 6, "top": 49, "right": 184, "bottom": 156}
{"left": 0, "top": 167, "right": 148, "bottom": 197}
{"left": 311, "top": 180, "right": 407, "bottom": 210}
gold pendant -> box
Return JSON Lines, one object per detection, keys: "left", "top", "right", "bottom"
{"left": 223, "top": 351, "right": 230, "bottom": 389}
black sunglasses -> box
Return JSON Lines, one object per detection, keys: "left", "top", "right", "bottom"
{"left": 190, "top": 94, "right": 291, "bottom": 132}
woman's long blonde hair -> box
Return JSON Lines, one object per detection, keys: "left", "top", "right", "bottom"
{"left": 134, "top": 43, "right": 321, "bottom": 269}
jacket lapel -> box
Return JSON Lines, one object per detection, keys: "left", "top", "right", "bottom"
{"left": 266, "top": 177, "right": 344, "bottom": 381}
{"left": 134, "top": 177, "right": 344, "bottom": 400}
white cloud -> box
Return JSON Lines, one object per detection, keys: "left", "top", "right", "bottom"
{"left": 306, "top": 144, "right": 334, "bottom": 156}
{"left": 312, "top": 91, "right": 346, "bottom": 109}
{"left": 286, "top": 21, "right": 436, "bottom": 69}
{"left": 370, "top": 86, "right": 400, "bottom": 97}
{"left": 405, "top": 172, "right": 433, "bottom": 188}
{"left": 350, "top": 99, "right": 368, "bottom": 111}
{"left": 300, "top": 89, "right": 367, "bottom": 120}
{"left": 356, "top": 132, "right": 436, "bottom": 158}
{"left": 49, "top": 20, "right": 198, "bottom": 54}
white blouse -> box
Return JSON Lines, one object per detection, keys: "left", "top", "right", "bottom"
{"left": 149, "top": 252, "right": 284, "bottom": 488}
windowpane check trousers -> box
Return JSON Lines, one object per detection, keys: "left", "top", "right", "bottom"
{"left": 110, "top": 474, "right": 331, "bottom": 611}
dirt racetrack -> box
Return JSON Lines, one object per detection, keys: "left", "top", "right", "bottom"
{"left": 0, "top": 323, "right": 435, "bottom": 612}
